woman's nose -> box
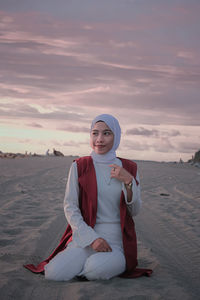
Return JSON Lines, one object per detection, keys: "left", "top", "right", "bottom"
{"left": 96, "top": 134, "right": 103, "bottom": 143}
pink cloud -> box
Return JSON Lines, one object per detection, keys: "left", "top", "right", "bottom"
{"left": 27, "top": 122, "right": 43, "bottom": 128}
{"left": 0, "top": 3, "right": 199, "bottom": 161}
{"left": 126, "top": 127, "right": 180, "bottom": 137}
{"left": 57, "top": 125, "right": 89, "bottom": 133}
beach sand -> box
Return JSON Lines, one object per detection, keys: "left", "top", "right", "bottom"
{"left": 0, "top": 156, "right": 199, "bottom": 299}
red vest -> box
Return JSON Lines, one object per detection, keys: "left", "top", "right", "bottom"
{"left": 24, "top": 156, "right": 152, "bottom": 278}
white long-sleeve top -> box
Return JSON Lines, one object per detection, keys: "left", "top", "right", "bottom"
{"left": 63, "top": 158, "right": 141, "bottom": 248}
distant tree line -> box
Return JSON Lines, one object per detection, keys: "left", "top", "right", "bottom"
{"left": 188, "top": 149, "right": 200, "bottom": 163}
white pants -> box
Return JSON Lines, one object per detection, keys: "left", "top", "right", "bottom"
{"left": 44, "top": 223, "right": 126, "bottom": 281}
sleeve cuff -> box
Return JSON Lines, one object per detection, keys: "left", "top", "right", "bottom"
{"left": 72, "top": 225, "right": 100, "bottom": 248}
{"left": 122, "top": 178, "right": 136, "bottom": 205}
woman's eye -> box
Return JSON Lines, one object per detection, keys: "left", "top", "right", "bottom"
{"left": 92, "top": 132, "right": 98, "bottom": 136}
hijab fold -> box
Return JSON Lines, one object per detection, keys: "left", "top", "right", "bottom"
{"left": 90, "top": 114, "right": 121, "bottom": 164}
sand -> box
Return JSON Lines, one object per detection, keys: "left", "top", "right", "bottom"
{"left": 0, "top": 156, "right": 199, "bottom": 300}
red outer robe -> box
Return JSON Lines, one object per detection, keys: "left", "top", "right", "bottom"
{"left": 24, "top": 156, "right": 152, "bottom": 278}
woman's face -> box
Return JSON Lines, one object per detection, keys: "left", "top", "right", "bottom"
{"left": 90, "top": 121, "right": 114, "bottom": 155}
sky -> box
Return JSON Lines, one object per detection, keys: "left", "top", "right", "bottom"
{"left": 0, "top": 0, "right": 200, "bottom": 161}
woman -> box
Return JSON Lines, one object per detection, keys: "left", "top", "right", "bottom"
{"left": 24, "top": 114, "right": 152, "bottom": 280}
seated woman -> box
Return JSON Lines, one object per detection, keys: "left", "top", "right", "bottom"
{"left": 24, "top": 114, "right": 152, "bottom": 281}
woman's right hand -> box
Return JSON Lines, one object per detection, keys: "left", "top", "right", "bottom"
{"left": 90, "top": 238, "right": 112, "bottom": 252}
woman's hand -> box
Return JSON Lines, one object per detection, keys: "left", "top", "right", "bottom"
{"left": 109, "top": 164, "right": 133, "bottom": 184}
{"left": 90, "top": 238, "right": 112, "bottom": 252}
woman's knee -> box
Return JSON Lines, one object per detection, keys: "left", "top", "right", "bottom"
{"left": 83, "top": 251, "right": 126, "bottom": 280}
{"left": 44, "top": 247, "right": 90, "bottom": 281}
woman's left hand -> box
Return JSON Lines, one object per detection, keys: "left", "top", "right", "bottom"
{"left": 109, "top": 164, "right": 133, "bottom": 184}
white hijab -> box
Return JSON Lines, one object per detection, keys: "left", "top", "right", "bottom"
{"left": 90, "top": 114, "right": 121, "bottom": 164}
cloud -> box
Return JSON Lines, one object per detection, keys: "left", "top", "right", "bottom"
{"left": 176, "top": 142, "right": 200, "bottom": 154}
{"left": 126, "top": 127, "right": 159, "bottom": 137}
{"left": 57, "top": 125, "right": 90, "bottom": 133}
{"left": 122, "top": 140, "right": 151, "bottom": 152}
{"left": 0, "top": 2, "right": 199, "bottom": 161}
{"left": 126, "top": 127, "right": 181, "bottom": 137}
{"left": 176, "top": 51, "right": 194, "bottom": 60}
{"left": 0, "top": 8, "right": 199, "bottom": 129}
{"left": 0, "top": 103, "right": 87, "bottom": 122}
{"left": 27, "top": 122, "right": 43, "bottom": 128}
{"left": 122, "top": 137, "right": 177, "bottom": 154}
{"left": 62, "top": 140, "right": 88, "bottom": 147}
{"left": 155, "top": 138, "right": 176, "bottom": 153}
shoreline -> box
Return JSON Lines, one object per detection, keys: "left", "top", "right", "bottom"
{"left": 0, "top": 151, "right": 199, "bottom": 165}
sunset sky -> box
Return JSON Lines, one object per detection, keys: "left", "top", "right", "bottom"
{"left": 0, "top": 0, "right": 200, "bottom": 161}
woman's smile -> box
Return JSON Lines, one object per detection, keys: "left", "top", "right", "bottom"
{"left": 95, "top": 145, "right": 105, "bottom": 148}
